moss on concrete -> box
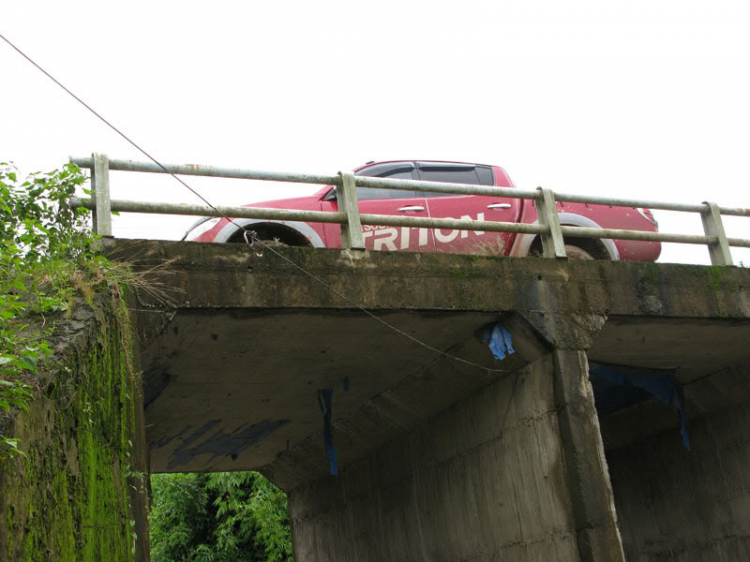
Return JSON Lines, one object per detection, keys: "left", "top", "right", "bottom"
{"left": 0, "top": 293, "right": 148, "bottom": 561}
{"left": 640, "top": 261, "right": 662, "bottom": 290}
{"left": 705, "top": 265, "right": 736, "bottom": 293}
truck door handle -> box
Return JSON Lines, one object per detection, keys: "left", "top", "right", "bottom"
{"left": 398, "top": 205, "right": 425, "bottom": 212}
{"left": 487, "top": 203, "right": 512, "bottom": 209}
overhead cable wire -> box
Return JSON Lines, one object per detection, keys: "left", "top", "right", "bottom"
{"left": 1, "top": 32, "right": 227, "bottom": 215}
{"left": 243, "top": 230, "right": 504, "bottom": 372}
{"left": 1, "top": 31, "right": 504, "bottom": 373}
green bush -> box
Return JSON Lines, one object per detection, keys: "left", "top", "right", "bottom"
{"left": 0, "top": 162, "right": 94, "bottom": 457}
{"left": 150, "top": 471, "right": 293, "bottom": 562}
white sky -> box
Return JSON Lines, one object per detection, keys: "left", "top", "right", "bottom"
{"left": 2, "top": 0, "right": 748, "bottom": 265}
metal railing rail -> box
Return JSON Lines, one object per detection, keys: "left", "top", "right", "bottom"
{"left": 70, "top": 154, "right": 750, "bottom": 266}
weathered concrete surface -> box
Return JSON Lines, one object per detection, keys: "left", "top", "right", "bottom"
{"left": 600, "top": 359, "right": 750, "bottom": 561}
{"left": 590, "top": 316, "right": 750, "bottom": 384}
{"left": 554, "top": 349, "right": 625, "bottom": 562}
{"left": 106, "top": 241, "right": 750, "bottom": 474}
{"left": 608, "top": 400, "right": 750, "bottom": 560}
{"left": 105, "top": 239, "right": 750, "bottom": 561}
{"left": 290, "top": 357, "right": 580, "bottom": 561}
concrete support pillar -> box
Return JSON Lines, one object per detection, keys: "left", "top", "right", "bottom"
{"left": 553, "top": 349, "right": 625, "bottom": 562}
{"left": 288, "top": 357, "right": 583, "bottom": 561}
{"left": 288, "top": 349, "right": 627, "bottom": 562}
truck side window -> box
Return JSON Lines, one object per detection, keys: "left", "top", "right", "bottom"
{"left": 476, "top": 167, "right": 494, "bottom": 186}
{"left": 417, "top": 164, "right": 494, "bottom": 197}
{"left": 419, "top": 167, "right": 480, "bottom": 185}
{"left": 355, "top": 162, "right": 418, "bottom": 200}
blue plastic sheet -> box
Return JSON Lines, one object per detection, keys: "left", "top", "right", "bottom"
{"left": 318, "top": 388, "right": 338, "bottom": 475}
{"left": 589, "top": 362, "right": 689, "bottom": 450}
{"left": 479, "top": 323, "right": 515, "bottom": 360}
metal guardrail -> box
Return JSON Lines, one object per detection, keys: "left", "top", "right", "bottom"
{"left": 69, "top": 154, "right": 750, "bottom": 266}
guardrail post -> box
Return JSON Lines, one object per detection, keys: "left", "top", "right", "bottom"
{"left": 536, "top": 187, "right": 567, "bottom": 258}
{"left": 91, "top": 153, "right": 113, "bottom": 236}
{"left": 701, "top": 201, "right": 733, "bottom": 266}
{"left": 337, "top": 171, "right": 365, "bottom": 250}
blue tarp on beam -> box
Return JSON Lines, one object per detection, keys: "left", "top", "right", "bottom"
{"left": 589, "top": 362, "right": 689, "bottom": 450}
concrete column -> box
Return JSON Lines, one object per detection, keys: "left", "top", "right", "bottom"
{"left": 553, "top": 349, "right": 625, "bottom": 562}
{"left": 289, "top": 357, "right": 582, "bottom": 561}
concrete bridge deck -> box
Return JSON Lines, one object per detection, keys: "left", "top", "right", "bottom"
{"left": 109, "top": 239, "right": 750, "bottom": 561}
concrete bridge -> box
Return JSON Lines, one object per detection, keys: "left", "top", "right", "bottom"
{"left": 111, "top": 238, "right": 750, "bottom": 561}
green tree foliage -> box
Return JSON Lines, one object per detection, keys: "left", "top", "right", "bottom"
{"left": 150, "top": 471, "right": 293, "bottom": 562}
{"left": 0, "top": 162, "right": 94, "bottom": 457}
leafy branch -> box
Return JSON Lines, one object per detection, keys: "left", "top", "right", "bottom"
{"left": 151, "top": 471, "right": 293, "bottom": 561}
{"left": 0, "top": 161, "right": 95, "bottom": 458}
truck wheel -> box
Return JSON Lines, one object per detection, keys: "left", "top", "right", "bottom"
{"left": 528, "top": 238, "right": 603, "bottom": 259}
{"left": 228, "top": 225, "right": 310, "bottom": 247}
{"left": 565, "top": 244, "right": 595, "bottom": 260}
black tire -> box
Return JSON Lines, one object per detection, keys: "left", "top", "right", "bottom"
{"left": 227, "top": 224, "right": 311, "bottom": 247}
{"left": 529, "top": 235, "right": 609, "bottom": 260}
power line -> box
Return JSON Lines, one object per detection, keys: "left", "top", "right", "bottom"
{"left": 1, "top": 32, "right": 223, "bottom": 215}
{"left": 243, "top": 231, "right": 504, "bottom": 372}
{"left": 1, "top": 31, "right": 505, "bottom": 373}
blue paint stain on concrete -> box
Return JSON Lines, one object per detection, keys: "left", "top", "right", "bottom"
{"left": 150, "top": 426, "right": 191, "bottom": 450}
{"left": 143, "top": 364, "right": 171, "bottom": 409}
{"left": 167, "top": 419, "right": 289, "bottom": 470}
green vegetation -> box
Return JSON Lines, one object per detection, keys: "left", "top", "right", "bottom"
{"left": 0, "top": 161, "right": 91, "bottom": 457}
{"left": 150, "top": 471, "right": 293, "bottom": 562}
{"left": 1, "top": 290, "right": 143, "bottom": 560}
{"left": 0, "top": 162, "right": 145, "bottom": 560}
{"left": 0, "top": 162, "right": 293, "bottom": 560}
{"left": 706, "top": 265, "right": 728, "bottom": 292}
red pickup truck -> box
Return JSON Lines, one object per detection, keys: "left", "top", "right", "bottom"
{"left": 183, "top": 160, "right": 661, "bottom": 261}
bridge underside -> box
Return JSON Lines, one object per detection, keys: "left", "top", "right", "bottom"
{"left": 112, "top": 239, "right": 750, "bottom": 562}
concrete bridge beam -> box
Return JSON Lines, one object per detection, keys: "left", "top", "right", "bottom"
{"left": 554, "top": 349, "right": 625, "bottom": 562}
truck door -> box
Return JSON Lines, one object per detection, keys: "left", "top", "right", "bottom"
{"left": 321, "top": 162, "right": 432, "bottom": 252}
{"left": 417, "top": 162, "right": 519, "bottom": 255}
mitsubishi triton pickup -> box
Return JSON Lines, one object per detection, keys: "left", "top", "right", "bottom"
{"left": 182, "top": 160, "right": 661, "bottom": 261}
